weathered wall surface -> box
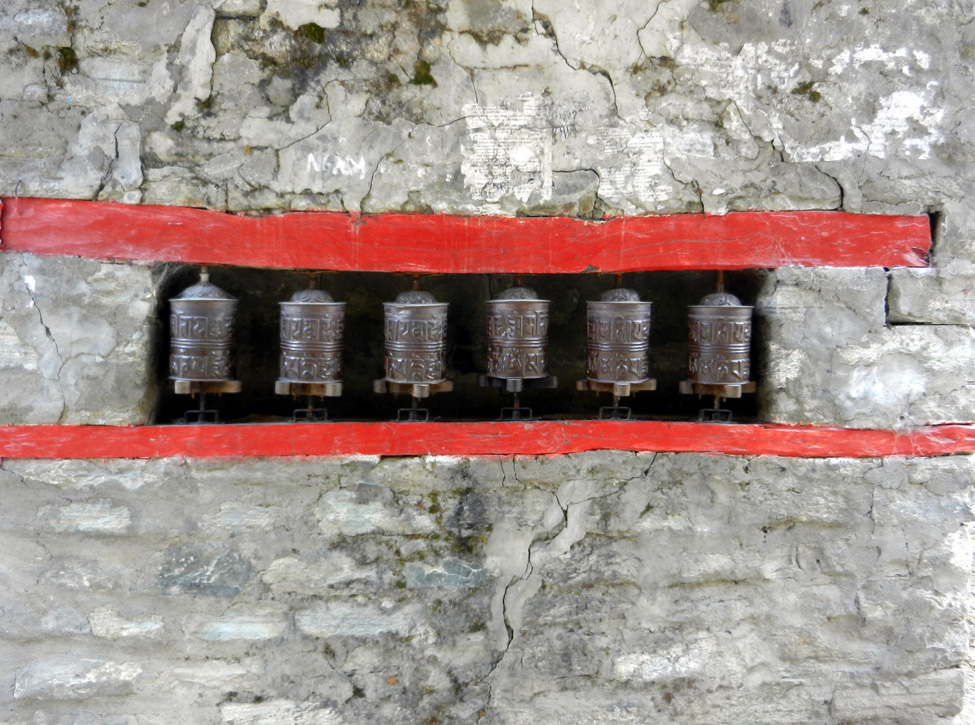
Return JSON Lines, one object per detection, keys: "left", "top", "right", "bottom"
{"left": 0, "top": 453, "right": 972, "bottom": 724}
{"left": 1, "top": 0, "right": 970, "bottom": 220}
{"left": 2, "top": 0, "right": 975, "bottom": 723}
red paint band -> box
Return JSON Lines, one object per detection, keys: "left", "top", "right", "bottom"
{"left": 0, "top": 422, "right": 972, "bottom": 459}
{"left": 0, "top": 198, "right": 930, "bottom": 272}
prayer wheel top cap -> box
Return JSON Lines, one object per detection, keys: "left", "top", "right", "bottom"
{"left": 599, "top": 288, "right": 641, "bottom": 302}
{"left": 288, "top": 289, "right": 334, "bottom": 303}
{"left": 495, "top": 286, "right": 542, "bottom": 301}
{"left": 697, "top": 291, "right": 743, "bottom": 307}
{"left": 394, "top": 290, "right": 439, "bottom": 304}
{"left": 174, "top": 272, "right": 235, "bottom": 301}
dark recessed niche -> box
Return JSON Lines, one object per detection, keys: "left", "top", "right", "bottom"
{"left": 152, "top": 265, "right": 763, "bottom": 424}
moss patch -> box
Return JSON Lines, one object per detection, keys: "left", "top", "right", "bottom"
{"left": 57, "top": 47, "right": 78, "bottom": 73}
{"left": 410, "top": 59, "right": 437, "bottom": 86}
{"left": 792, "top": 80, "right": 822, "bottom": 103}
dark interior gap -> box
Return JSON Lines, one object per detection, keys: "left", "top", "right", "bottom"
{"left": 153, "top": 266, "right": 762, "bottom": 423}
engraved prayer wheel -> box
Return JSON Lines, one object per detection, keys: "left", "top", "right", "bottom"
{"left": 586, "top": 288, "right": 652, "bottom": 384}
{"left": 686, "top": 291, "right": 752, "bottom": 385}
{"left": 278, "top": 289, "right": 345, "bottom": 383}
{"left": 486, "top": 287, "right": 550, "bottom": 379}
{"left": 383, "top": 290, "right": 448, "bottom": 384}
{"left": 169, "top": 271, "right": 237, "bottom": 382}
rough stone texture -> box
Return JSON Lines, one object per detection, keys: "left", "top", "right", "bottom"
{"left": 0, "top": 253, "right": 156, "bottom": 424}
{"left": 757, "top": 266, "right": 975, "bottom": 428}
{"left": 0, "top": 453, "right": 970, "bottom": 723}
{"left": 3, "top": 0, "right": 975, "bottom": 721}
{"left": 889, "top": 261, "right": 975, "bottom": 325}
{"left": 0, "top": 0, "right": 970, "bottom": 222}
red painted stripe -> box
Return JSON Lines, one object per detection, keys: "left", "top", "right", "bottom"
{"left": 0, "top": 198, "right": 929, "bottom": 272}
{"left": 0, "top": 422, "right": 971, "bottom": 459}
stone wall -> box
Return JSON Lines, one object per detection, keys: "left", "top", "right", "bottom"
{"left": 2, "top": 0, "right": 975, "bottom": 722}
{"left": 1, "top": 453, "right": 972, "bottom": 724}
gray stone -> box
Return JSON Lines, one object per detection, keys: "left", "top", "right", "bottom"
{"left": 261, "top": 0, "right": 341, "bottom": 31}
{"left": 50, "top": 500, "right": 133, "bottom": 535}
{"left": 0, "top": 253, "right": 155, "bottom": 425}
{"left": 219, "top": 700, "right": 345, "bottom": 725}
{"left": 0, "top": 1, "right": 70, "bottom": 47}
{"left": 165, "top": 5, "right": 217, "bottom": 126}
{"left": 262, "top": 554, "right": 379, "bottom": 595}
{"left": 214, "top": 0, "right": 263, "bottom": 19}
{"left": 187, "top": 604, "right": 288, "bottom": 641}
{"left": 88, "top": 606, "right": 164, "bottom": 640}
{"left": 158, "top": 546, "right": 255, "bottom": 597}
{"left": 404, "top": 558, "right": 486, "bottom": 588}
{"left": 296, "top": 600, "right": 423, "bottom": 638}
{"left": 756, "top": 267, "right": 975, "bottom": 427}
{"left": 830, "top": 669, "right": 964, "bottom": 721}
{"left": 13, "top": 659, "right": 142, "bottom": 700}
{"left": 888, "top": 261, "right": 975, "bottom": 324}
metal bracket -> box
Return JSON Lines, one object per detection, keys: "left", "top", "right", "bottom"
{"left": 499, "top": 406, "right": 533, "bottom": 421}
{"left": 698, "top": 407, "right": 734, "bottom": 423}
{"left": 598, "top": 406, "right": 632, "bottom": 420}
{"left": 396, "top": 405, "right": 430, "bottom": 422}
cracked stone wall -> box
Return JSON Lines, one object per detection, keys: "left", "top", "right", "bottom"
{"left": 3, "top": 0, "right": 975, "bottom": 722}
{"left": 0, "top": 453, "right": 973, "bottom": 725}
{"left": 2, "top": 0, "right": 974, "bottom": 425}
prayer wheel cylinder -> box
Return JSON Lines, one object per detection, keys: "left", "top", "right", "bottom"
{"left": 279, "top": 289, "right": 345, "bottom": 383}
{"left": 486, "top": 287, "right": 550, "bottom": 379}
{"left": 586, "top": 288, "right": 652, "bottom": 384}
{"left": 169, "top": 272, "right": 238, "bottom": 382}
{"left": 383, "top": 290, "right": 448, "bottom": 384}
{"left": 686, "top": 292, "right": 753, "bottom": 385}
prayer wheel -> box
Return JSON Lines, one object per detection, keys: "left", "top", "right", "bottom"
{"left": 586, "top": 288, "right": 652, "bottom": 384}
{"left": 169, "top": 270, "right": 237, "bottom": 383}
{"left": 485, "top": 287, "right": 550, "bottom": 380}
{"left": 383, "top": 290, "right": 448, "bottom": 384}
{"left": 278, "top": 288, "right": 345, "bottom": 384}
{"left": 686, "top": 291, "right": 752, "bottom": 385}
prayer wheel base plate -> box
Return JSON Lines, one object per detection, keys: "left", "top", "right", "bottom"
{"left": 275, "top": 381, "right": 343, "bottom": 398}
{"left": 478, "top": 374, "right": 558, "bottom": 394}
{"left": 575, "top": 379, "right": 657, "bottom": 397}
{"left": 172, "top": 380, "right": 242, "bottom": 395}
{"left": 679, "top": 381, "right": 756, "bottom": 399}
{"left": 373, "top": 380, "right": 454, "bottom": 399}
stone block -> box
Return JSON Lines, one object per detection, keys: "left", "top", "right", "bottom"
{"left": 758, "top": 267, "right": 975, "bottom": 426}
{"left": 50, "top": 500, "right": 133, "bottom": 535}
{"left": 314, "top": 484, "right": 438, "bottom": 538}
{"left": 187, "top": 604, "right": 288, "bottom": 641}
{"left": 88, "top": 607, "right": 164, "bottom": 640}
{"left": 930, "top": 199, "right": 975, "bottom": 265}
{"left": 404, "top": 558, "right": 486, "bottom": 588}
{"left": 262, "top": 554, "right": 379, "bottom": 595}
{"left": 0, "top": 253, "right": 155, "bottom": 425}
{"left": 13, "top": 659, "right": 142, "bottom": 700}
{"left": 158, "top": 546, "right": 254, "bottom": 597}
{"left": 219, "top": 700, "right": 344, "bottom": 725}
{"left": 888, "top": 262, "right": 975, "bottom": 324}
{"left": 296, "top": 600, "right": 421, "bottom": 638}
{"left": 830, "top": 669, "right": 964, "bottom": 721}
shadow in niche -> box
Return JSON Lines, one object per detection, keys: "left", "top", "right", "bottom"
{"left": 151, "top": 265, "right": 763, "bottom": 424}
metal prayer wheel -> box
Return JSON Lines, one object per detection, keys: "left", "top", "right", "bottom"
{"left": 686, "top": 291, "right": 752, "bottom": 385}
{"left": 279, "top": 289, "right": 345, "bottom": 383}
{"left": 586, "top": 288, "right": 652, "bottom": 384}
{"left": 169, "top": 270, "right": 238, "bottom": 382}
{"left": 383, "top": 290, "right": 448, "bottom": 384}
{"left": 485, "top": 287, "right": 550, "bottom": 379}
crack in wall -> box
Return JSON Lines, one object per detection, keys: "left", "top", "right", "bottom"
{"left": 20, "top": 263, "right": 67, "bottom": 422}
